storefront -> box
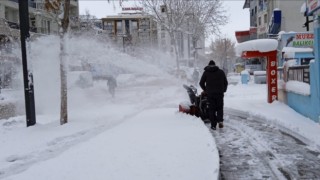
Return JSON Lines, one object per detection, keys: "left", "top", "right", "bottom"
{"left": 278, "top": 32, "right": 314, "bottom": 66}
{"left": 281, "top": 0, "right": 320, "bottom": 122}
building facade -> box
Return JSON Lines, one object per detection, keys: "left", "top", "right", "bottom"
{"left": 241, "top": 0, "right": 306, "bottom": 40}
{"left": 101, "top": 12, "right": 158, "bottom": 50}
{"left": 0, "top": 0, "right": 79, "bottom": 39}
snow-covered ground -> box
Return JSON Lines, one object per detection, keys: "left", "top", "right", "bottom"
{"left": 0, "top": 36, "right": 319, "bottom": 180}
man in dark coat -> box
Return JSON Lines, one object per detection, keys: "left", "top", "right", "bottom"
{"left": 199, "top": 60, "right": 228, "bottom": 130}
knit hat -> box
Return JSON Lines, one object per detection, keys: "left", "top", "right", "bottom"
{"left": 208, "top": 60, "right": 215, "bottom": 65}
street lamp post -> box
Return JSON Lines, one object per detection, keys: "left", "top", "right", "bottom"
{"left": 18, "top": 0, "right": 36, "bottom": 127}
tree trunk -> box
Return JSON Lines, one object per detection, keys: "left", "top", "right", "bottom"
{"left": 60, "top": 34, "right": 68, "bottom": 125}
{"left": 60, "top": 0, "right": 70, "bottom": 125}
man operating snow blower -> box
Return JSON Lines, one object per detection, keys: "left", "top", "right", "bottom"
{"left": 199, "top": 60, "right": 228, "bottom": 130}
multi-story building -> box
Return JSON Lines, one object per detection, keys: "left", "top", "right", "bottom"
{"left": 240, "top": 0, "right": 306, "bottom": 41}
{"left": 158, "top": 5, "right": 205, "bottom": 67}
{"left": 101, "top": 11, "right": 158, "bottom": 50}
{"left": 0, "top": 0, "right": 79, "bottom": 39}
{"left": 0, "top": 0, "right": 79, "bottom": 89}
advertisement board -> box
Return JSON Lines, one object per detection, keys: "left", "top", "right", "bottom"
{"left": 279, "top": 32, "right": 314, "bottom": 49}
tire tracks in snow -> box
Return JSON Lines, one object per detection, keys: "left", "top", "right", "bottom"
{"left": 209, "top": 108, "right": 320, "bottom": 180}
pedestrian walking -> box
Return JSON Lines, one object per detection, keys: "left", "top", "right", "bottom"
{"left": 199, "top": 60, "right": 228, "bottom": 130}
{"left": 107, "top": 75, "right": 117, "bottom": 98}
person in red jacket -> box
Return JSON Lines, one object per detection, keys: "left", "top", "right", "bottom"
{"left": 199, "top": 60, "right": 228, "bottom": 130}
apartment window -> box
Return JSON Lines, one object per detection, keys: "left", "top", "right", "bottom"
{"left": 105, "top": 21, "right": 113, "bottom": 31}
{"left": 258, "top": 17, "right": 261, "bottom": 26}
{"left": 116, "top": 20, "right": 122, "bottom": 34}
{"left": 131, "top": 21, "right": 138, "bottom": 32}
{"left": 160, "top": 5, "right": 166, "bottom": 13}
{"left": 259, "top": 0, "right": 263, "bottom": 11}
{"left": 140, "top": 19, "right": 150, "bottom": 30}
{"left": 264, "top": 14, "right": 267, "bottom": 24}
{"left": 41, "top": 19, "right": 50, "bottom": 34}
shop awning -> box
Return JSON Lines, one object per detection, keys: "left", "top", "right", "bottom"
{"left": 235, "top": 30, "right": 250, "bottom": 43}
{"left": 243, "top": 0, "right": 250, "bottom": 9}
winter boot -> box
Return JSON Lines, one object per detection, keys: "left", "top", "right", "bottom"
{"left": 218, "top": 122, "right": 224, "bottom": 128}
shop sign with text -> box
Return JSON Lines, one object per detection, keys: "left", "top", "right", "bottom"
{"left": 292, "top": 33, "right": 314, "bottom": 47}
{"left": 279, "top": 32, "right": 314, "bottom": 49}
{"left": 122, "top": 7, "right": 143, "bottom": 11}
{"left": 267, "top": 55, "right": 278, "bottom": 103}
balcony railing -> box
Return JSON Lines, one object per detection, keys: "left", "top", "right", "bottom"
{"left": 9, "top": 0, "right": 36, "bottom": 8}
{"left": 287, "top": 65, "right": 310, "bottom": 84}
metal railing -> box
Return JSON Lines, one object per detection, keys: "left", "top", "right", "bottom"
{"left": 287, "top": 65, "right": 310, "bottom": 84}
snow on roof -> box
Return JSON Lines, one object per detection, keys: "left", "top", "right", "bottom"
{"left": 240, "top": 70, "right": 249, "bottom": 75}
{"left": 282, "top": 47, "right": 313, "bottom": 53}
{"left": 282, "top": 47, "right": 313, "bottom": 58}
{"left": 286, "top": 80, "right": 310, "bottom": 96}
{"left": 235, "top": 39, "right": 278, "bottom": 56}
{"left": 253, "top": 71, "right": 266, "bottom": 75}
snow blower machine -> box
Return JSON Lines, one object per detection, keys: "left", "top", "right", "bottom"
{"left": 179, "top": 84, "right": 210, "bottom": 123}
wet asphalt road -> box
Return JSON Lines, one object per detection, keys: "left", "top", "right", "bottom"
{"left": 207, "top": 108, "right": 320, "bottom": 180}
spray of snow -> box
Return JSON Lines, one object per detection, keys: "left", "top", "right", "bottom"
{"left": 11, "top": 34, "right": 176, "bottom": 115}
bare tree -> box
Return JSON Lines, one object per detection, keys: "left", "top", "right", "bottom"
{"left": 209, "top": 38, "right": 236, "bottom": 73}
{"left": 141, "top": 0, "right": 227, "bottom": 70}
{"left": 79, "top": 10, "right": 98, "bottom": 31}
{"left": 45, "top": 0, "right": 70, "bottom": 125}
{"left": 186, "top": 0, "right": 228, "bottom": 50}
{"left": 141, "top": 0, "right": 193, "bottom": 71}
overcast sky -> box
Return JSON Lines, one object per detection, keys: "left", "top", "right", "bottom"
{"left": 78, "top": 0, "right": 250, "bottom": 45}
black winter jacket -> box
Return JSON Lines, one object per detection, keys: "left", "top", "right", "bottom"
{"left": 199, "top": 65, "right": 228, "bottom": 94}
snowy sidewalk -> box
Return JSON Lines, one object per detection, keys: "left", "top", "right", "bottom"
{"left": 0, "top": 78, "right": 221, "bottom": 180}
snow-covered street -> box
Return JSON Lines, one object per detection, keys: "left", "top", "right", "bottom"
{"left": 213, "top": 108, "right": 320, "bottom": 179}
{"left": 1, "top": 36, "right": 320, "bottom": 180}
{"left": 0, "top": 76, "right": 219, "bottom": 180}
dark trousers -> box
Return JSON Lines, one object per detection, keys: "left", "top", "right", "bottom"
{"left": 207, "top": 93, "right": 224, "bottom": 127}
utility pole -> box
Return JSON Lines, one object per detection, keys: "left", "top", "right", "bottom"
{"left": 18, "top": 0, "right": 36, "bottom": 127}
